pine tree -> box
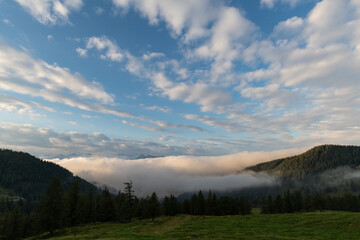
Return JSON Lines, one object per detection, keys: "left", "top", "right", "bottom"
{"left": 83, "top": 189, "right": 95, "bottom": 223}
{"left": 3, "top": 205, "right": 23, "bottom": 240}
{"left": 283, "top": 190, "right": 293, "bottom": 213}
{"left": 195, "top": 191, "right": 205, "bottom": 215}
{"left": 149, "top": 192, "right": 160, "bottom": 221}
{"left": 65, "top": 180, "right": 80, "bottom": 226}
{"left": 123, "top": 181, "right": 135, "bottom": 221}
{"left": 38, "top": 178, "right": 64, "bottom": 235}
{"left": 100, "top": 187, "right": 116, "bottom": 222}
{"left": 115, "top": 191, "right": 127, "bottom": 222}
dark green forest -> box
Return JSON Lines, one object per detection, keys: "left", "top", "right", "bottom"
{"left": 247, "top": 145, "right": 360, "bottom": 180}
{"left": 0, "top": 149, "right": 97, "bottom": 204}
{"left": 0, "top": 179, "right": 252, "bottom": 239}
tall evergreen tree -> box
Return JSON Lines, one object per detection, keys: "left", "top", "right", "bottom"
{"left": 123, "top": 181, "right": 135, "bottom": 221}
{"left": 83, "top": 188, "right": 95, "bottom": 223}
{"left": 65, "top": 180, "right": 80, "bottom": 226}
{"left": 100, "top": 187, "right": 116, "bottom": 222}
{"left": 38, "top": 178, "right": 64, "bottom": 235}
{"left": 149, "top": 192, "right": 160, "bottom": 221}
{"left": 195, "top": 191, "right": 205, "bottom": 215}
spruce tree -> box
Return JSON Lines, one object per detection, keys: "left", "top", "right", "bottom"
{"left": 100, "top": 187, "right": 116, "bottom": 222}
{"left": 149, "top": 192, "right": 160, "bottom": 221}
{"left": 124, "top": 181, "right": 135, "bottom": 221}
{"left": 65, "top": 180, "right": 80, "bottom": 226}
{"left": 38, "top": 178, "right": 64, "bottom": 235}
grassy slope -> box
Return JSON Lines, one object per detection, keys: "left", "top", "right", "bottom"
{"left": 29, "top": 210, "right": 360, "bottom": 240}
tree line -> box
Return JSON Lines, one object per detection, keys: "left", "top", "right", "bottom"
{"left": 261, "top": 189, "right": 360, "bottom": 214}
{"left": 0, "top": 178, "right": 251, "bottom": 239}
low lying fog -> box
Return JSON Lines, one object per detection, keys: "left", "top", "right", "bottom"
{"left": 49, "top": 148, "right": 303, "bottom": 197}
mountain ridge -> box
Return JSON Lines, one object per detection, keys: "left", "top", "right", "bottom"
{"left": 246, "top": 144, "right": 360, "bottom": 180}
{"left": 0, "top": 148, "right": 98, "bottom": 202}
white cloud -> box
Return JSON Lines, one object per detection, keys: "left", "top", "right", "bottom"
{"left": 194, "top": 7, "right": 257, "bottom": 78}
{"left": 81, "top": 114, "right": 100, "bottom": 119}
{"left": 112, "top": 0, "right": 257, "bottom": 81}
{"left": 15, "top": 0, "right": 83, "bottom": 25}
{"left": 0, "top": 94, "right": 54, "bottom": 117}
{"left": 94, "top": 6, "right": 105, "bottom": 15}
{"left": 145, "top": 105, "right": 171, "bottom": 113}
{"left": 272, "top": 16, "right": 305, "bottom": 38}
{"left": 151, "top": 72, "right": 232, "bottom": 113}
{"left": 76, "top": 47, "right": 87, "bottom": 57}
{"left": 3, "top": 18, "right": 13, "bottom": 27}
{"left": 0, "top": 43, "right": 113, "bottom": 104}
{"left": 86, "top": 36, "right": 124, "bottom": 62}
{"left": 142, "top": 52, "right": 165, "bottom": 60}
{"left": 112, "top": 0, "right": 219, "bottom": 41}
{"left": 260, "top": 0, "right": 302, "bottom": 9}
{"left": 122, "top": 120, "right": 173, "bottom": 133}
{"left": 47, "top": 34, "right": 54, "bottom": 40}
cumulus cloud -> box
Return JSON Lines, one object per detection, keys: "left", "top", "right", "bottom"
{"left": 112, "top": 0, "right": 219, "bottom": 41}
{"left": 15, "top": 0, "right": 83, "bottom": 25}
{"left": 142, "top": 52, "right": 165, "bottom": 60}
{"left": 76, "top": 47, "right": 87, "bottom": 57}
{"left": 150, "top": 73, "right": 232, "bottom": 113}
{"left": 194, "top": 6, "right": 257, "bottom": 79}
{"left": 49, "top": 148, "right": 303, "bottom": 196}
{"left": 86, "top": 36, "right": 124, "bottom": 62}
{"left": 112, "top": 0, "right": 257, "bottom": 80}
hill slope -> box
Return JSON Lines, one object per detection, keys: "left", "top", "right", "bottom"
{"left": 246, "top": 145, "right": 360, "bottom": 180}
{"left": 0, "top": 149, "right": 97, "bottom": 202}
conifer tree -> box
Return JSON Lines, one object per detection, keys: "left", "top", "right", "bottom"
{"left": 65, "top": 180, "right": 80, "bottom": 226}
{"left": 195, "top": 191, "right": 205, "bottom": 215}
{"left": 149, "top": 192, "right": 160, "bottom": 221}
{"left": 124, "top": 181, "right": 135, "bottom": 221}
{"left": 100, "top": 187, "right": 116, "bottom": 222}
{"left": 38, "top": 178, "right": 64, "bottom": 235}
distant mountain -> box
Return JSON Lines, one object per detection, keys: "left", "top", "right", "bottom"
{"left": 246, "top": 145, "right": 360, "bottom": 181}
{"left": 0, "top": 149, "right": 97, "bottom": 202}
{"left": 136, "top": 154, "right": 163, "bottom": 159}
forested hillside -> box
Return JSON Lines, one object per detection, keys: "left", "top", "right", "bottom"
{"left": 246, "top": 145, "right": 360, "bottom": 180}
{"left": 0, "top": 149, "right": 97, "bottom": 202}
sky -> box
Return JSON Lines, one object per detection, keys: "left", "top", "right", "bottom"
{"left": 1, "top": 0, "right": 360, "bottom": 194}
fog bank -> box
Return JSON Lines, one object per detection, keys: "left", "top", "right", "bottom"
{"left": 49, "top": 148, "right": 303, "bottom": 196}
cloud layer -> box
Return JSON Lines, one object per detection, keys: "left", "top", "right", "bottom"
{"left": 49, "top": 148, "right": 303, "bottom": 196}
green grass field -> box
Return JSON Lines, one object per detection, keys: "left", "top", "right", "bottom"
{"left": 29, "top": 210, "right": 360, "bottom": 240}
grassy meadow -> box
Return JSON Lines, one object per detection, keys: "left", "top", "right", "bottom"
{"left": 28, "top": 209, "right": 360, "bottom": 240}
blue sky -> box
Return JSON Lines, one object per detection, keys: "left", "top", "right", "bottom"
{"left": 1, "top": 0, "right": 360, "bottom": 166}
